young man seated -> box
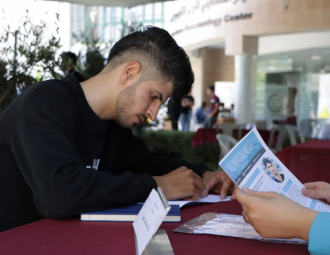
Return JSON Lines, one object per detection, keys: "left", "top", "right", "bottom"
{"left": 0, "top": 26, "right": 232, "bottom": 232}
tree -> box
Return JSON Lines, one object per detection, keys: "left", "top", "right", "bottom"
{"left": 0, "top": 10, "right": 64, "bottom": 114}
{"left": 72, "top": 25, "right": 107, "bottom": 79}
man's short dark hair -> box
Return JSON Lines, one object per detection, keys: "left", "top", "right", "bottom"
{"left": 208, "top": 85, "right": 215, "bottom": 92}
{"left": 107, "top": 26, "right": 194, "bottom": 98}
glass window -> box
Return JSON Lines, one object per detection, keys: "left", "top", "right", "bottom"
{"left": 154, "top": 22, "right": 163, "bottom": 28}
{"left": 154, "top": 3, "right": 162, "bottom": 20}
{"left": 134, "top": 6, "right": 143, "bottom": 20}
{"left": 98, "top": 7, "right": 104, "bottom": 25}
{"left": 105, "top": 7, "right": 111, "bottom": 23}
{"left": 144, "top": 4, "right": 153, "bottom": 21}
{"left": 104, "top": 25, "right": 111, "bottom": 43}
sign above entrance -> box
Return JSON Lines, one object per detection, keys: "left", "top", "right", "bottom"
{"left": 170, "top": 0, "right": 252, "bottom": 36}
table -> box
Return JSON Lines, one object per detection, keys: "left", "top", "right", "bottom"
{"left": 276, "top": 139, "right": 330, "bottom": 184}
{"left": 0, "top": 201, "right": 309, "bottom": 255}
{"left": 190, "top": 128, "right": 218, "bottom": 148}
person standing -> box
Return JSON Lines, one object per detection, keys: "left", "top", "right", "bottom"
{"left": 167, "top": 97, "right": 182, "bottom": 130}
{"left": 195, "top": 102, "right": 207, "bottom": 125}
{"left": 179, "top": 95, "right": 194, "bottom": 131}
{"left": 204, "top": 85, "right": 220, "bottom": 128}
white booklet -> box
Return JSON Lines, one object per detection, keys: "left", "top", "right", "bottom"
{"left": 219, "top": 127, "right": 330, "bottom": 212}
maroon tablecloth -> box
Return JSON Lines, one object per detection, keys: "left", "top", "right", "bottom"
{"left": 191, "top": 128, "right": 218, "bottom": 148}
{"left": 0, "top": 201, "right": 309, "bottom": 255}
{"left": 276, "top": 139, "right": 330, "bottom": 184}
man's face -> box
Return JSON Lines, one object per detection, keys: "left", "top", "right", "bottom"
{"left": 206, "top": 89, "right": 212, "bottom": 96}
{"left": 114, "top": 79, "right": 173, "bottom": 128}
{"left": 266, "top": 162, "right": 278, "bottom": 175}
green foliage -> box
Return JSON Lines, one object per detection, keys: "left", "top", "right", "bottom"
{"left": 0, "top": 10, "right": 64, "bottom": 114}
{"left": 121, "top": 20, "right": 144, "bottom": 38}
{"left": 72, "top": 28, "right": 106, "bottom": 79}
{"left": 134, "top": 129, "right": 220, "bottom": 171}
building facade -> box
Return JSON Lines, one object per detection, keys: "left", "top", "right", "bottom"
{"left": 169, "top": 0, "right": 330, "bottom": 127}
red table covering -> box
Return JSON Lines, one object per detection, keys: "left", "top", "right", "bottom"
{"left": 276, "top": 139, "right": 330, "bottom": 184}
{"left": 191, "top": 128, "right": 218, "bottom": 148}
{"left": 0, "top": 200, "right": 309, "bottom": 255}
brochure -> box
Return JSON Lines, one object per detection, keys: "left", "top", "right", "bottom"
{"left": 219, "top": 127, "right": 330, "bottom": 212}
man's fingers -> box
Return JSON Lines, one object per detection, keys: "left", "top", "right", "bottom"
{"left": 231, "top": 187, "right": 237, "bottom": 200}
{"left": 220, "top": 179, "right": 232, "bottom": 199}
{"left": 191, "top": 171, "right": 203, "bottom": 182}
{"left": 193, "top": 178, "right": 206, "bottom": 192}
{"left": 302, "top": 188, "right": 330, "bottom": 199}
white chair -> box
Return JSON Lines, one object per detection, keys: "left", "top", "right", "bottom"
{"left": 268, "top": 125, "right": 287, "bottom": 153}
{"left": 317, "top": 121, "right": 330, "bottom": 140}
{"left": 216, "top": 134, "right": 238, "bottom": 161}
{"left": 217, "top": 122, "right": 236, "bottom": 136}
{"left": 299, "top": 119, "right": 317, "bottom": 138}
{"left": 285, "top": 125, "right": 305, "bottom": 145}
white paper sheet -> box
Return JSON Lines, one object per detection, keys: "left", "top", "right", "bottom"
{"left": 193, "top": 213, "right": 307, "bottom": 244}
{"left": 219, "top": 127, "right": 330, "bottom": 212}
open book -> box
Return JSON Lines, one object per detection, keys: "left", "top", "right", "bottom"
{"left": 219, "top": 127, "right": 330, "bottom": 212}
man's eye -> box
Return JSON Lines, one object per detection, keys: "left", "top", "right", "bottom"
{"left": 151, "top": 93, "right": 158, "bottom": 100}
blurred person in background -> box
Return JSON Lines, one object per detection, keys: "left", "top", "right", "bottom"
{"left": 179, "top": 95, "right": 194, "bottom": 131}
{"left": 167, "top": 97, "right": 182, "bottom": 130}
{"left": 61, "top": 51, "right": 78, "bottom": 76}
{"left": 205, "top": 85, "right": 220, "bottom": 128}
{"left": 195, "top": 101, "right": 207, "bottom": 125}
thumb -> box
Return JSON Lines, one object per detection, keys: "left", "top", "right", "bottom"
{"left": 235, "top": 186, "right": 252, "bottom": 204}
{"left": 302, "top": 188, "right": 330, "bottom": 200}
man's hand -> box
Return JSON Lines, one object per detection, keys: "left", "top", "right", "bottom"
{"left": 302, "top": 181, "right": 330, "bottom": 204}
{"left": 153, "top": 167, "right": 206, "bottom": 201}
{"left": 235, "top": 186, "right": 318, "bottom": 241}
{"left": 202, "top": 170, "right": 234, "bottom": 199}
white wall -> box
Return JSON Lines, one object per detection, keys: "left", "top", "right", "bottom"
{"left": 259, "top": 31, "right": 330, "bottom": 56}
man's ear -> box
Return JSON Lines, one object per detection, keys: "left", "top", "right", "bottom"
{"left": 121, "top": 62, "right": 141, "bottom": 85}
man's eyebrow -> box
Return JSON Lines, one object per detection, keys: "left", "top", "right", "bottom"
{"left": 155, "top": 89, "right": 163, "bottom": 102}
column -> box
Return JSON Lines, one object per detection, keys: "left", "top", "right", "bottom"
{"left": 234, "top": 53, "right": 254, "bottom": 124}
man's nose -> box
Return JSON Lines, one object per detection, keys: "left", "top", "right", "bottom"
{"left": 146, "top": 103, "right": 160, "bottom": 121}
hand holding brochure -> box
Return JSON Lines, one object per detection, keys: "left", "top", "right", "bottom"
{"left": 219, "top": 127, "right": 330, "bottom": 212}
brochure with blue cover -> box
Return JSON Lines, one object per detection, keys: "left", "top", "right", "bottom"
{"left": 80, "top": 204, "right": 181, "bottom": 222}
{"left": 219, "top": 127, "right": 330, "bottom": 212}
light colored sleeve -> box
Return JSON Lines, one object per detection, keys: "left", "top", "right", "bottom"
{"left": 308, "top": 212, "right": 330, "bottom": 255}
